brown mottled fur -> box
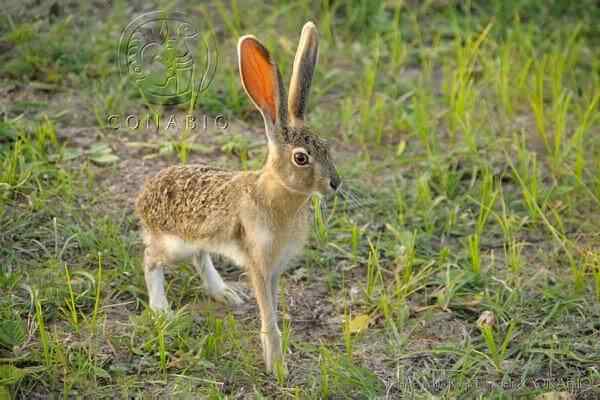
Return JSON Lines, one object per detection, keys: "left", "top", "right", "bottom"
{"left": 134, "top": 22, "right": 338, "bottom": 374}
{"left": 136, "top": 165, "right": 250, "bottom": 242}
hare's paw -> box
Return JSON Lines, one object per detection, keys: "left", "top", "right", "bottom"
{"left": 209, "top": 283, "right": 246, "bottom": 306}
{"left": 261, "top": 329, "right": 284, "bottom": 374}
{"left": 147, "top": 301, "right": 174, "bottom": 320}
{"left": 148, "top": 294, "right": 170, "bottom": 313}
{"left": 149, "top": 301, "right": 170, "bottom": 312}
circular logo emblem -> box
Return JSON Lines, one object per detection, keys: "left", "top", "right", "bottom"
{"left": 117, "top": 11, "right": 217, "bottom": 105}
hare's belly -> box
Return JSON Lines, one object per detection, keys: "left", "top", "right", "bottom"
{"left": 159, "top": 233, "right": 248, "bottom": 266}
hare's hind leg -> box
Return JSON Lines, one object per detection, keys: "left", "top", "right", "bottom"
{"left": 144, "top": 247, "right": 170, "bottom": 311}
{"left": 192, "top": 252, "right": 245, "bottom": 305}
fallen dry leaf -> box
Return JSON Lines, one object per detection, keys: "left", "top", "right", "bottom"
{"left": 348, "top": 314, "right": 370, "bottom": 334}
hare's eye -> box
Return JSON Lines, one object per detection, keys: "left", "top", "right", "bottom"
{"left": 294, "top": 152, "right": 309, "bottom": 166}
{"left": 293, "top": 151, "right": 310, "bottom": 166}
{"left": 292, "top": 147, "right": 311, "bottom": 167}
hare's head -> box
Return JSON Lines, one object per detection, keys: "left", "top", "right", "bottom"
{"left": 238, "top": 22, "right": 340, "bottom": 196}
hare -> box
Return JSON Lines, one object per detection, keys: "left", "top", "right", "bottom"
{"left": 135, "top": 21, "right": 340, "bottom": 373}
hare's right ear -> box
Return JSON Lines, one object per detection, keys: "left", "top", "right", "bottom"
{"left": 238, "top": 35, "right": 287, "bottom": 145}
{"left": 288, "top": 21, "right": 319, "bottom": 127}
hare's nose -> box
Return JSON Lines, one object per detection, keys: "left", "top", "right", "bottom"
{"left": 330, "top": 178, "right": 340, "bottom": 191}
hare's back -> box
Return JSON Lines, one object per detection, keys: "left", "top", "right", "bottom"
{"left": 135, "top": 165, "right": 241, "bottom": 237}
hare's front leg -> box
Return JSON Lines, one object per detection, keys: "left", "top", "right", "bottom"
{"left": 144, "top": 247, "right": 169, "bottom": 311}
{"left": 249, "top": 263, "right": 283, "bottom": 373}
{"left": 192, "top": 252, "right": 245, "bottom": 305}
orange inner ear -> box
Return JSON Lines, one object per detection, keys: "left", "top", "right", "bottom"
{"left": 240, "top": 39, "right": 278, "bottom": 124}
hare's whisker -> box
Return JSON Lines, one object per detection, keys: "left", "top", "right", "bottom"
{"left": 338, "top": 188, "right": 363, "bottom": 210}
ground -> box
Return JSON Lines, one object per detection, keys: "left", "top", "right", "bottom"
{"left": 1, "top": 0, "right": 600, "bottom": 399}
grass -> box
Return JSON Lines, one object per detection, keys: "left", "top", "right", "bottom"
{"left": 1, "top": 0, "right": 600, "bottom": 398}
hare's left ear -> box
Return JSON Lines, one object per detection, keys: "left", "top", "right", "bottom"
{"left": 238, "top": 35, "right": 287, "bottom": 145}
{"left": 288, "top": 21, "right": 319, "bottom": 127}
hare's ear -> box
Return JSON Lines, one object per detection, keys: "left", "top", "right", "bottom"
{"left": 288, "top": 21, "right": 319, "bottom": 127}
{"left": 238, "top": 35, "right": 287, "bottom": 142}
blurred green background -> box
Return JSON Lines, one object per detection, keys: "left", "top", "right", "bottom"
{"left": 1, "top": 1, "right": 599, "bottom": 398}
